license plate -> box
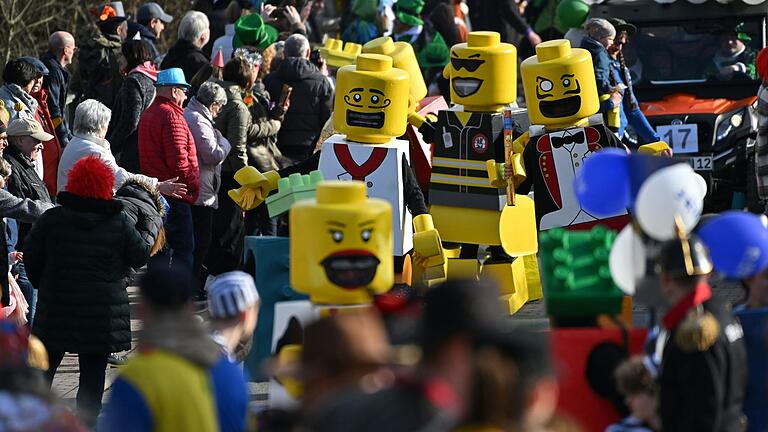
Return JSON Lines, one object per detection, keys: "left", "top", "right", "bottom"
{"left": 657, "top": 124, "right": 699, "bottom": 154}
{"left": 686, "top": 156, "right": 713, "bottom": 171}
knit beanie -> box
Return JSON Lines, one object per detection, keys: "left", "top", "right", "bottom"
{"left": 65, "top": 156, "right": 115, "bottom": 200}
{"left": 207, "top": 271, "right": 259, "bottom": 319}
{"left": 585, "top": 18, "right": 616, "bottom": 40}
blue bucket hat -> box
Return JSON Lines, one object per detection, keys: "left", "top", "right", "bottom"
{"left": 155, "top": 68, "right": 190, "bottom": 88}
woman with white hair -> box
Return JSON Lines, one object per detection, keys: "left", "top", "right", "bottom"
{"left": 161, "top": 11, "right": 211, "bottom": 82}
{"left": 184, "top": 81, "right": 231, "bottom": 291}
{"left": 57, "top": 99, "right": 186, "bottom": 198}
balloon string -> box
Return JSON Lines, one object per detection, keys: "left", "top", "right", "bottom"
{"left": 674, "top": 214, "right": 694, "bottom": 276}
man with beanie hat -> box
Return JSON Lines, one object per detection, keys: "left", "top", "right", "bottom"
{"left": 100, "top": 264, "right": 249, "bottom": 432}
{"left": 208, "top": 270, "right": 260, "bottom": 363}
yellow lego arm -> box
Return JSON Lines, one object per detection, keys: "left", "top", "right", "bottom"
{"left": 485, "top": 153, "right": 527, "bottom": 189}
{"left": 412, "top": 214, "right": 447, "bottom": 285}
{"left": 638, "top": 141, "right": 672, "bottom": 156}
{"left": 512, "top": 131, "right": 529, "bottom": 155}
{"left": 228, "top": 166, "right": 281, "bottom": 210}
{"left": 408, "top": 111, "right": 426, "bottom": 127}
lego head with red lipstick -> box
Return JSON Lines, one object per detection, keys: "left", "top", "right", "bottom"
{"left": 290, "top": 181, "right": 393, "bottom": 305}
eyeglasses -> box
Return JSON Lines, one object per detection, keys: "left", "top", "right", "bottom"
{"left": 174, "top": 86, "right": 189, "bottom": 95}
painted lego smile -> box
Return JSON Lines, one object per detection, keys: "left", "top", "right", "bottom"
{"left": 321, "top": 250, "right": 380, "bottom": 289}
{"left": 452, "top": 78, "right": 484, "bottom": 97}
{"left": 539, "top": 96, "right": 582, "bottom": 118}
{"left": 346, "top": 110, "right": 385, "bottom": 129}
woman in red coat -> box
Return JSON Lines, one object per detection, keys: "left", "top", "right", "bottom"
{"left": 20, "top": 57, "right": 62, "bottom": 198}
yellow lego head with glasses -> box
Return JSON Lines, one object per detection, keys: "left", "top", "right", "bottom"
{"left": 521, "top": 39, "right": 599, "bottom": 127}
{"left": 290, "top": 181, "right": 394, "bottom": 305}
{"left": 363, "top": 36, "right": 427, "bottom": 113}
{"left": 443, "top": 31, "right": 516, "bottom": 113}
{"left": 334, "top": 53, "right": 410, "bottom": 144}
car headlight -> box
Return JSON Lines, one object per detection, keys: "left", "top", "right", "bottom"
{"left": 716, "top": 108, "right": 747, "bottom": 143}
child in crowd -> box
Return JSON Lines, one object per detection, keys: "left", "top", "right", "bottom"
{"left": 606, "top": 356, "right": 659, "bottom": 432}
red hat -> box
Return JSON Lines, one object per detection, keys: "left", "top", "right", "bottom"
{"left": 65, "top": 156, "right": 115, "bottom": 200}
{"left": 757, "top": 47, "right": 768, "bottom": 82}
{"left": 212, "top": 48, "right": 225, "bottom": 69}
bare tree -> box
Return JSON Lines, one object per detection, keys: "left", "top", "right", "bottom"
{"left": 0, "top": 0, "right": 192, "bottom": 65}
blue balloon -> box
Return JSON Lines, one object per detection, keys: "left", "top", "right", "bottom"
{"left": 573, "top": 148, "right": 631, "bottom": 216}
{"left": 698, "top": 211, "right": 768, "bottom": 279}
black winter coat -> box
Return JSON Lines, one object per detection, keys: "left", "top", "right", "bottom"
{"left": 264, "top": 57, "right": 333, "bottom": 162}
{"left": 659, "top": 297, "right": 747, "bottom": 431}
{"left": 115, "top": 179, "right": 165, "bottom": 253}
{"left": 27, "top": 192, "right": 151, "bottom": 354}
{"left": 161, "top": 39, "right": 209, "bottom": 83}
{"left": 107, "top": 72, "right": 157, "bottom": 173}
{"left": 72, "top": 31, "right": 123, "bottom": 109}
{"left": 5, "top": 145, "right": 52, "bottom": 253}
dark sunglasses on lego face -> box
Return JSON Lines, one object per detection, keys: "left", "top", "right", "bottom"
{"left": 451, "top": 56, "right": 486, "bottom": 72}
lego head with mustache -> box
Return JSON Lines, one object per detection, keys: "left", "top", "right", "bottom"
{"left": 334, "top": 54, "right": 410, "bottom": 144}
{"left": 521, "top": 39, "right": 599, "bottom": 128}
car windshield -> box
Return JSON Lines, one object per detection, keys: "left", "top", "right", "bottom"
{"left": 625, "top": 18, "right": 765, "bottom": 85}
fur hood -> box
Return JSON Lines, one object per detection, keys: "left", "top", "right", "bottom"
{"left": 116, "top": 178, "right": 165, "bottom": 218}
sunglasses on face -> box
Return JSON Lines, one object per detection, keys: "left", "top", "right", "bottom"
{"left": 451, "top": 57, "right": 486, "bottom": 72}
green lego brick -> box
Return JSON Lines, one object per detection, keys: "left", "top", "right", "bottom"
{"left": 266, "top": 170, "right": 324, "bottom": 217}
{"left": 539, "top": 226, "right": 623, "bottom": 318}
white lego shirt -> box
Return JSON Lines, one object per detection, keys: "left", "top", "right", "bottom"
{"left": 319, "top": 134, "right": 413, "bottom": 256}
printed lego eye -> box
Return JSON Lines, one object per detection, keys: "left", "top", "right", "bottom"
{"left": 562, "top": 78, "right": 571, "bottom": 87}
{"left": 371, "top": 95, "right": 379, "bottom": 104}
{"left": 539, "top": 79, "right": 553, "bottom": 92}
{"left": 330, "top": 230, "right": 344, "bottom": 243}
{"left": 361, "top": 229, "right": 372, "bottom": 242}
{"left": 353, "top": 94, "right": 362, "bottom": 102}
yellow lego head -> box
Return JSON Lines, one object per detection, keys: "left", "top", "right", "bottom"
{"left": 444, "top": 31, "right": 516, "bottom": 112}
{"left": 290, "top": 181, "right": 393, "bottom": 305}
{"left": 521, "top": 39, "right": 599, "bottom": 127}
{"left": 319, "top": 38, "right": 362, "bottom": 69}
{"left": 363, "top": 37, "right": 427, "bottom": 112}
{"left": 334, "top": 54, "right": 410, "bottom": 144}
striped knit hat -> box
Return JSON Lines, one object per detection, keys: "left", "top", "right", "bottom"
{"left": 207, "top": 271, "right": 259, "bottom": 319}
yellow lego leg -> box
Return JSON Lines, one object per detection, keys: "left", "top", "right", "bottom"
{"left": 446, "top": 259, "right": 480, "bottom": 280}
{"left": 523, "top": 254, "right": 542, "bottom": 301}
{"left": 480, "top": 258, "right": 529, "bottom": 315}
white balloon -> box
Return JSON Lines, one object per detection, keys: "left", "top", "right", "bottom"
{"left": 635, "top": 163, "right": 704, "bottom": 241}
{"left": 694, "top": 173, "right": 707, "bottom": 199}
{"left": 609, "top": 225, "right": 646, "bottom": 296}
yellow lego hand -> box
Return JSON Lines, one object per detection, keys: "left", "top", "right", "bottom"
{"left": 487, "top": 160, "right": 507, "bottom": 188}
{"left": 486, "top": 156, "right": 527, "bottom": 189}
{"left": 412, "top": 214, "right": 447, "bottom": 284}
{"left": 227, "top": 167, "right": 281, "bottom": 210}
{"left": 638, "top": 141, "right": 673, "bottom": 157}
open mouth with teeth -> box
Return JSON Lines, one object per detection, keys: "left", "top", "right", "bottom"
{"left": 347, "top": 110, "right": 385, "bottom": 129}
{"left": 321, "top": 250, "right": 380, "bottom": 289}
{"left": 452, "top": 78, "right": 484, "bottom": 97}
{"left": 539, "top": 96, "right": 582, "bottom": 118}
